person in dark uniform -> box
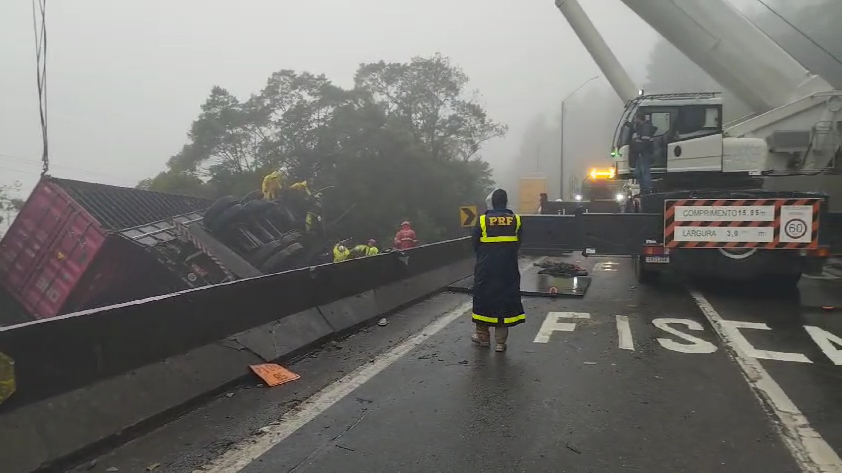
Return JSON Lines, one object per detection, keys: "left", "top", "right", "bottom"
{"left": 470, "top": 188, "right": 525, "bottom": 352}
{"left": 632, "top": 112, "right": 657, "bottom": 194}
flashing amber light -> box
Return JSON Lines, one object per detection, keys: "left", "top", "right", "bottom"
{"left": 589, "top": 168, "right": 615, "bottom": 180}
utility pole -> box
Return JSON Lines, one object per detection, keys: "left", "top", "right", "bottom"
{"left": 559, "top": 75, "right": 600, "bottom": 201}
{"left": 559, "top": 101, "right": 565, "bottom": 200}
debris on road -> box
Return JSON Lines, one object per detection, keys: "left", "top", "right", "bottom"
{"left": 249, "top": 363, "right": 300, "bottom": 387}
{"left": 378, "top": 318, "right": 389, "bottom": 326}
{"left": 535, "top": 260, "right": 589, "bottom": 277}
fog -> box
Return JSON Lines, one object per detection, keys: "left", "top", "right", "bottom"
{"left": 1, "top": 0, "right": 839, "bottom": 225}
{"left": 0, "top": 0, "right": 655, "bottom": 219}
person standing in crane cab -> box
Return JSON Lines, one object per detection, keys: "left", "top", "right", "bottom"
{"left": 632, "top": 112, "right": 657, "bottom": 195}
{"left": 471, "top": 188, "right": 525, "bottom": 353}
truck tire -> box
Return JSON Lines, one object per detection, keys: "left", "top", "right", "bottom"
{"left": 209, "top": 203, "right": 246, "bottom": 235}
{"left": 280, "top": 231, "right": 302, "bottom": 246}
{"left": 203, "top": 196, "right": 238, "bottom": 228}
{"left": 261, "top": 242, "right": 304, "bottom": 274}
{"left": 633, "top": 255, "right": 659, "bottom": 284}
{"left": 249, "top": 240, "right": 284, "bottom": 265}
{"left": 240, "top": 189, "right": 264, "bottom": 204}
{"left": 243, "top": 198, "right": 273, "bottom": 216}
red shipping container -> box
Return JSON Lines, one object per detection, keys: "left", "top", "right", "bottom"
{"left": 0, "top": 177, "right": 211, "bottom": 321}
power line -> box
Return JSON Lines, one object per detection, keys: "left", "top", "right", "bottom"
{"left": 754, "top": 0, "right": 842, "bottom": 69}
{"left": 31, "top": 0, "right": 49, "bottom": 176}
{"left": 0, "top": 153, "right": 139, "bottom": 184}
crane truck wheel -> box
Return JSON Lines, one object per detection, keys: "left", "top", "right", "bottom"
{"left": 203, "top": 196, "right": 238, "bottom": 228}
{"left": 240, "top": 189, "right": 264, "bottom": 204}
{"left": 633, "top": 255, "right": 659, "bottom": 284}
{"left": 249, "top": 240, "right": 284, "bottom": 265}
{"left": 260, "top": 242, "right": 304, "bottom": 274}
{"left": 209, "top": 203, "right": 247, "bottom": 235}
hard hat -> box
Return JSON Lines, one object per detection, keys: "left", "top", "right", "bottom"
{"left": 401, "top": 221, "right": 410, "bottom": 227}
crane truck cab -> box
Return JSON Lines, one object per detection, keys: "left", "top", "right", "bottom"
{"left": 611, "top": 92, "right": 769, "bottom": 180}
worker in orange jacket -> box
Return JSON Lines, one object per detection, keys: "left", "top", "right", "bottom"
{"left": 393, "top": 221, "right": 418, "bottom": 250}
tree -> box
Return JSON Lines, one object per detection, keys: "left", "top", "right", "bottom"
{"left": 354, "top": 53, "right": 508, "bottom": 161}
{"left": 139, "top": 54, "right": 503, "bottom": 242}
{"left": 0, "top": 181, "right": 23, "bottom": 235}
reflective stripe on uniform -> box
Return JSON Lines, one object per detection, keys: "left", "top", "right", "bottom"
{"left": 479, "top": 214, "right": 521, "bottom": 243}
{"left": 472, "top": 313, "right": 526, "bottom": 324}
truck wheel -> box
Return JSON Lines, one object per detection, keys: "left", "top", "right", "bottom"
{"left": 633, "top": 255, "right": 659, "bottom": 284}
{"left": 280, "top": 231, "right": 302, "bottom": 246}
{"left": 240, "top": 189, "right": 264, "bottom": 204}
{"left": 261, "top": 243, "right": 304, "bottom": 274}
{"left": 244, "top": 198, "right": 273, "bottom": 216}
{"left": 249, "top": 240, "right": 284, "bottom": 265}
{"left": 203, "top": 196, "right": 238, "bottom": 227}
{"left": 209, "top": 203, "right": 246, "bottom": 235}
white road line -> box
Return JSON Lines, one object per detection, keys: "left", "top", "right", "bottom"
{"left": 615, "top": 315, "right": 634, "bottom": 350}
{"left": 689, "top": 290, "right": 842, "bottom": 473}
{"left": 196, "top": 300, "right": 473, "bottom": 473}
{"left": 198, "top": 257, "right": 539, "bottom": 472}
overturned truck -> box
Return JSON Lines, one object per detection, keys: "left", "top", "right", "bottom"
{"left": 0, "top": 177, "right": 335, "bottom": 323}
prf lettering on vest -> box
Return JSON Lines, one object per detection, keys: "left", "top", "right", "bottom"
{"left": 488, "top": 216, "right": 514, "bottom": 226}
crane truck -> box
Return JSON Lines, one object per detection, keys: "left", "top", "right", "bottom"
{"left": 535, "top": 0, "right": 842, "bottom": 286}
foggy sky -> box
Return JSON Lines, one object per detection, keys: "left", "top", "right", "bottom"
{"left": 0, "top": 0, "right": 658, "bottom": 207}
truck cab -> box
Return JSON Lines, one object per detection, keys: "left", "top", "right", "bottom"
{"left": 612, "top": 93, "right": 770, "bottom": 179}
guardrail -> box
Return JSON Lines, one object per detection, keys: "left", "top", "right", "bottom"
{"left": 0, "top": 237, "right": 474, "bottom": 471}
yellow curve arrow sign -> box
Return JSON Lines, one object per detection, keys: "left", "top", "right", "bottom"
{"left": 460, "top": 205, "right": 478, "bottom": 227}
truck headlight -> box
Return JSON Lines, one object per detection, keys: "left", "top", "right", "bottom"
{"left": 615, "top": 193, "right": 625, "bottom": 202}
{"left": 574, "top": 194, "right": 582, "bottom": 202}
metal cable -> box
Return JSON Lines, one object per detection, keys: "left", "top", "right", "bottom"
{"left": 31, "top": 0, "right": 49, "bottom": 176}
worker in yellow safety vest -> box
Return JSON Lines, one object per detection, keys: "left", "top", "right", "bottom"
{"left": 333, "top": 242, "right": 351, "bottom": 263}
{"left": 350, "top": 239, "right": 379, "bottom": 258}
{"left": 262, "top": 171, "right": 285, "bottom": 201}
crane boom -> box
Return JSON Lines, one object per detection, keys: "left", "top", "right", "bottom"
{"left": 619, "top": 0, "right": 832, "bottom": 113}
{"left": 553, "top": 0, "right": 638, "bottom": 104}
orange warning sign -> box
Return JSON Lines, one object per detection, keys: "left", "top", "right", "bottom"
{"left": 249, "top": 363, "right": 300, "bottom": 387}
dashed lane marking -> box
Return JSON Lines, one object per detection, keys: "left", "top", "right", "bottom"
{"left": 690, "top": 290, "right": 842, "bottom": 473}
{"left": 197, "top": 257, "right": 541, "bottom": 472}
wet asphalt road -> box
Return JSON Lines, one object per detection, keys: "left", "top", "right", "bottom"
{"left": 77, "top": 256, "right": 842, "bottom": 473}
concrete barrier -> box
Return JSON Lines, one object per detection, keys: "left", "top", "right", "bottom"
{"left": 0, "top": 237, "right": 474, "bottom": 471}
